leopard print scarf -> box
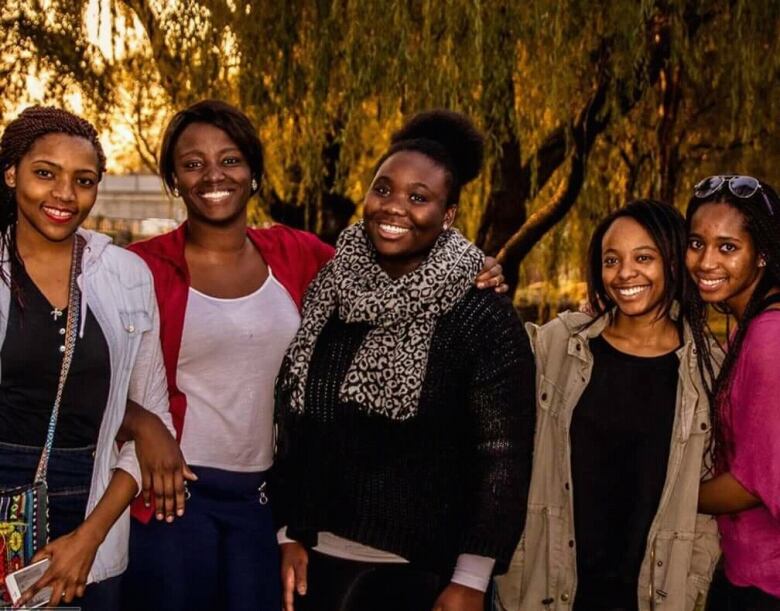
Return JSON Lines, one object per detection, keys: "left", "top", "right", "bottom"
{"left": 279, "top": 221, "right": 484, "bottom": 420}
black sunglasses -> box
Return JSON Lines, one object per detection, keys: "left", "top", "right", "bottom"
{"left": 693, "top": 175, "right": 774, "bottom": 216}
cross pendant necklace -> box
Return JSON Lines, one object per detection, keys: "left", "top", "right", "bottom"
{"left": 51, "top": 308, "right": 63, "bottom": 321}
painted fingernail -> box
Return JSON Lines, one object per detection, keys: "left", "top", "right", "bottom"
{"left": 166, "top": 515, "right": 174, "bottom": 523}
{"left": 157, "top": 513, "right": 164, "bottom": 520}
{"left": 477, "top": 282, "right": 484, "bottom": 289}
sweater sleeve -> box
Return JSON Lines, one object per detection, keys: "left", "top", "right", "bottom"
{"left": 459, "top": 293, "right": 536, "bottom": 573}
{"left": 728, "top": 314, "right": 780, "bottom": 519}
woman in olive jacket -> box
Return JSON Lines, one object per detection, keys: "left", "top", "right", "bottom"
{"left": 496, "top": 200, "right": 721, "bottom": 611}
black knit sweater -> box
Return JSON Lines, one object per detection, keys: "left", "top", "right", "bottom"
{"left": 272, "top": 287, "right": 535, "bottom": 575}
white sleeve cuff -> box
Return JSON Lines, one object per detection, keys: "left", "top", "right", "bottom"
{"left": 451, "top": 553, "right": 496, "bottom": 592}
{"left": 277, "top": 526, "right": 295, "bottom": 545}
{"left": 113, "top": 441, "right": 143, "bottom": 497}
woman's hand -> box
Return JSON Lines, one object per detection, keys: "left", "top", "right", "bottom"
{"left": 119, "top": 400, "right": 197, "bottom": 521}
{"left": 476, "top": 257, "right": 508, "bottom": 294}
{"left": 280, "top": 541, "right": 309, "bottom": 611}
{"left": 15, "top": 524, "right": 102, "bottom": 608}
{"left": 432, "top": 583, "right": 485, "bottom": 611}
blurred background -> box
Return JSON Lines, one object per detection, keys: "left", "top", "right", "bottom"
{"left": 1, "top": 0, "right": 778, "bottom": 321}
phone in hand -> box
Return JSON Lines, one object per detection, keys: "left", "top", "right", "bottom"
{"left": 4, "top": 558, "right": 53, "bottom": 608}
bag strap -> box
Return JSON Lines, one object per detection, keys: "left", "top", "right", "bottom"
{"left": 34, "top": 235, "right": 85, "bottom": 484}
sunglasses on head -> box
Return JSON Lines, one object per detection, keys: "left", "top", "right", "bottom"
{"left": 693, "top": 175, "right": 774, "bottom": 216}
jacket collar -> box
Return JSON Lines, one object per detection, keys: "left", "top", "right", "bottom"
{"left": 77, "top": 227, "right": 112, "bottom": 270}
{"left": 556, "top": 303, "right": 698, "bottom": 366}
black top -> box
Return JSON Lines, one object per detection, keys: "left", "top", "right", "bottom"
{"left": 273, "top": 287, "right": 536, "bottom": 574}
{"left": 0, "top": 261, "right": 111, "bottom": 448}
{"left": 571, "top": 335, "right": 678, "bottom": 611}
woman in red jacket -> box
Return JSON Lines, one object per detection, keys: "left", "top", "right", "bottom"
{"left": 119, "top": 100, "right": 506, "bottom": 611}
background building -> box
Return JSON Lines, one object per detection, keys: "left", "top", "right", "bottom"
{"left": 84, "top": 174, "right": 185, "bottom": 245}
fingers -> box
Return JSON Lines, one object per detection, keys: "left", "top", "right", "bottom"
{"left": 142, "top": 465, "right": 152, "bottom": 508}
{"left": 183, "top": 463, "right": 198, "bottom": 481}
{"left": 294, "top": 555, "right": 308, "bottom": 597}
{"left": 282, "top": 565, "right": 296, "bottom": 611}
{"left": 18, "top": 570, "right": 54, "bottom": 608}
{"left": 486, "top": 259, "right": 502, "bottom": 278}
{"left": 174, "top": 469, "right": 186, "bottom": 518}
{"left": 46, "top": 579, "right": 63, "bottom": 608}
{"left": 29, "top": 547, "right": 49, "bottom": 565}
{"left": 163, "top": 470, "right": 176, "bottom": 522}
{"left": 153, "top": 471, "right": 165, "bottom": 521}
{"left": 61, "top": 580, "right": 78, "bottom": 605}
{"left": 281, "top": 545, "right": 308, "bottom": 611}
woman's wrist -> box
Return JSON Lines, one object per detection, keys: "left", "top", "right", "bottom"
{"left": 74, "top": 519, "right": 108, "bottom": 548}
{"left": 117, "top": 400, "right": 149, "bottom": 442}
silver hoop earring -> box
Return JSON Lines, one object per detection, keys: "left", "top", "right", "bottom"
{"left": 251, "top": 178, "right": 258, "bottom": 192}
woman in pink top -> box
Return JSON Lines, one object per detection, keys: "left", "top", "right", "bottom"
{"left": 685, "top": 175, "right": 780, "bottom": 609}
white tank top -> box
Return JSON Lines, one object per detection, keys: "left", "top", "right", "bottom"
{"left": 178, "top": 270, "right": 300, "bottom": 472}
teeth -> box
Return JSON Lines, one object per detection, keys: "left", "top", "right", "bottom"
{"left": 700, "top": 278, "right": 725, "bottom": 287}
{"left": 618, "top": 285, "right": 648, "bottom": 297}
{"left": 379, "top": 223, "right": 410, "bottom": 235}
{"left": 201, "top": 191, "right": 231, "bottom": 200}
{"left": 43, "top": 206, "right": 73, "bottom": 218}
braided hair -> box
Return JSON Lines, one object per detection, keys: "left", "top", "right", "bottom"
{"left": 0, "top": 106, "right": 106, "bottom": 289}
{"left": 374, "top": 110, "right": 485, "bottom": 206}
{"left": 686, "top": 179, "right": 780, "bottom": 473}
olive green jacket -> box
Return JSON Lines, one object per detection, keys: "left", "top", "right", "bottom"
{"left": 495, "top": 311, "right": 720, "bottom": 611}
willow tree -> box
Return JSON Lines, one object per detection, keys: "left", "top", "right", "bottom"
{"left": 2, "top": 0, "right": 779, "bottom": 293}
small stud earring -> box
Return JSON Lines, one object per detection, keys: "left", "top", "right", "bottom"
{"left": 759, "top": 258, "right": 767, "bottom": 268}
{"left": 172, "top": 186, "right": 180, "bottom": 198}
{"left": 442, "top": 223, "right": 449, "bottom": 230}
{"left": 251, "top": 177, "right": 258, "bottom": 192}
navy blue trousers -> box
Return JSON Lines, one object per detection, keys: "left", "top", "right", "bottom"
{"left": 121, "top": 466, "right": 281, "bottom": 611}
{"left": 0, "top": 441, "right": 121, "bottom": 610}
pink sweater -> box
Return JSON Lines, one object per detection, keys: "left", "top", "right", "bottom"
{"left": 718, "top": 310, "right": 780, "bottom": 597}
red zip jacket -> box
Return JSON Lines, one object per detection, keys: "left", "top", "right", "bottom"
{"left": 127, "top": 222, "right": 334, "bottom": 522}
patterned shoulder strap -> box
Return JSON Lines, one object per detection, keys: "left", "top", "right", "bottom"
{"left": 34, "top": 235, "right": 85, "bottom": 484}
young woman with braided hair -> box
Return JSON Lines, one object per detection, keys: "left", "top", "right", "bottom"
{"left": 685, "top": 176, "right": 780, "bottom": 608}
{"left": 0, "top": 106, "right": 172, "bottom": 609}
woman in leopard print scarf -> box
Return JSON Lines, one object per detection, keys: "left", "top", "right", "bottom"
{"left": 275, "top": 110, "right": 535, "bottom": 611}
{"left": 280, "top": 219, "right": 483, "bottom": 421}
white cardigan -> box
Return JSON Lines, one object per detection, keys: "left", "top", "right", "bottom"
{"left": 0, "top": 228, "right": 172, "bottom": 583}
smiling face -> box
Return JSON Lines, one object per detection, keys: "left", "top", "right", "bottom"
{"left": 600, "top": 216, "right": 667, "bottom": 319}
{"left": 4, "top": 133, "right": 100, "bottom": 244}
{"left": 173, "top": 122, "right": 252, "bottom": 226}
{"left": 363, "top": 150, "right": 456, "bottom": 278}
{"left": 686, "top": 201, "right": 764, "bottom": 317}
